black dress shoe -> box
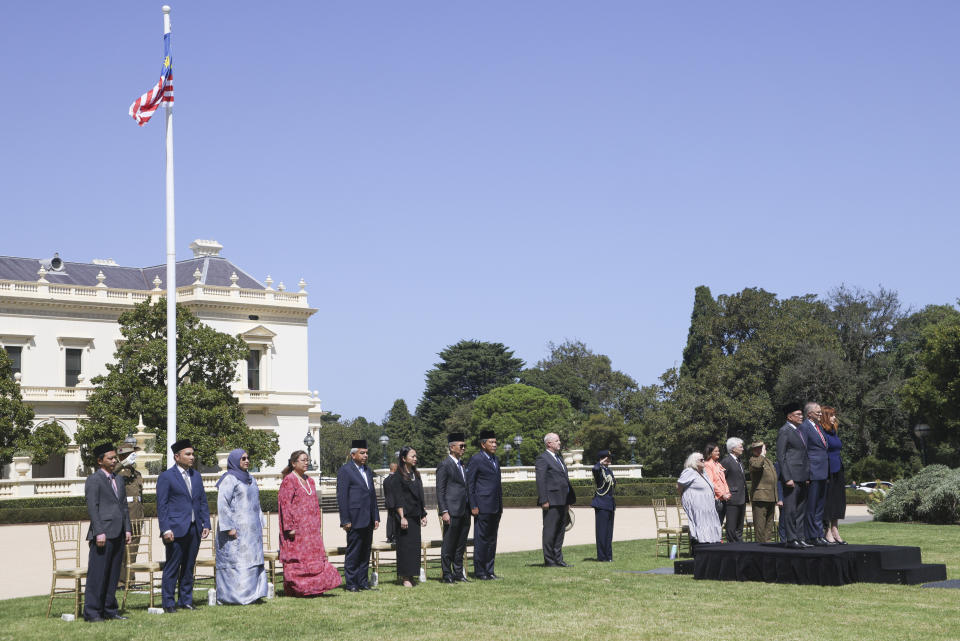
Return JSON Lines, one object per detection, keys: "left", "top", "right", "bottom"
{"left": 489, "top": 574, "right": 502, "bottom": 580}
{"left": 441, "top": 577, "right": 457, "bottom": 584}
{"left": 163, "top": 607, "right": 177, "bottom": 614}
{"left": 837, "top": 540, "right": 848, "bottom": 545}
{"left": 475, "top": 575, "right": 493, "bottom": 580}
{"left": 344, "top": 586, "right": 359, "bottom": 592}
{"left": 359, "top": 585, "right": 380, "bottom": 591}
{"left": 458, "top": 576, "right": 471, "bottom": 582}
{"left": 786, "top": 540, "right": 803, "bottom": 549}
{"left": 798, "top": 540, "right": 814, "bottom": 548}
{"left": 105, "top": 615, "right": 129, "bottom": 620}
{"left": 812, "top": 538, "right": 829, "bottom": 547}
{"left": 179, "top": 604, "right": 196, "bottom": 610}
{"left": 556, "top": 561, "right": 572, "bottom": 568}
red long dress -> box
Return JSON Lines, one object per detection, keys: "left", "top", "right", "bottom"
{"left": 278, "top": 473, "right": 342, "bottom": 596}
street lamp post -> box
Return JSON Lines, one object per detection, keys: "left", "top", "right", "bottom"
{"left": 379, "top": 434, "right": 390, "bottom": 469}
{"left": 303, "top": 430, "right": 315, "bottom": 471}
{"left": 504, "top": 443, "right": 512, "bottom": 466}
{"left": 628, "top": 435, "right": 637, "bottom": 465}
{"left": 914, "top": 423, "right": 931, "bottom": 466}
{"left": 514, "top": 435, "right": 523, "bottom": 466}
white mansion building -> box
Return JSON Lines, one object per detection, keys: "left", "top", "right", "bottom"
{"left": 0, "top": 240, "right": 323, "bottom": 479}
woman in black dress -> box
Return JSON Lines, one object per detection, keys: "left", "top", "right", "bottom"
{"left": 386, "top": 446, "right": 427, "bottom": 586}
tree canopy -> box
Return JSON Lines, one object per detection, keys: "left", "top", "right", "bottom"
{"left": 415, "top": 340, "right": 524, "bottom": 444}
{"left": 470, "top": 384, "right": 574, "bottom": 464}
{"left": 0, "top": 350, "right": 34, "bottom": 465}
{"left": 75, "top": 299, "right": 279, "bottom": 469}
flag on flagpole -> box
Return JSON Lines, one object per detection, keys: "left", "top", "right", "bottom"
{"left": 129, "top": 32, "right": 174, "bottom": 126}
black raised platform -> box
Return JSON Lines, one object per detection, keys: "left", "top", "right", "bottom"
{"left": 680, "top": 542, "right": 946, "bottom": 586}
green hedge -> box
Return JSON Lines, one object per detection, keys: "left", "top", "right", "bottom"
{"left": 0, "top": 479, "right": 868, "bottom": 524}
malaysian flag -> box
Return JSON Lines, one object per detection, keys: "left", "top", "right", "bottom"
{"left": 129, "top": 33, "right": 174, "bottom": 126}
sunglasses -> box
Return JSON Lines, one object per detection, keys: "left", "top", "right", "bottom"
{"left": 240, "top": 456, "right": 249, "bottom": 461}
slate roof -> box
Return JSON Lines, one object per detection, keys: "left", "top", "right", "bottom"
{"left": 0, "top": 255, "right": 265, "bottom": 290}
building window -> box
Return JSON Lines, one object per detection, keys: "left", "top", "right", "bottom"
{"left": 247, "top": 349, "right": 261, "bottom": 390}
{"left": 3, "top": 346, "right": 21, "bottom": 377}
{"left": 65, "top": 348, "right": 82, "bottom": 387}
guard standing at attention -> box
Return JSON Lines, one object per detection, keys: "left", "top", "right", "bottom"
{"left": 591, "top": 450, "right": 616, "bottom": 562}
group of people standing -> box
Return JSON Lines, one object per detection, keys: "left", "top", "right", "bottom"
{"left": 677, "top": 401, "right": 847, "bottom": 552}
{"left": 81, "top": 431, "right": 621, "bottom": 622}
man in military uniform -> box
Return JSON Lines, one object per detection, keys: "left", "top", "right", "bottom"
{"left": 114, "top": 443, "right": 143, "bottom": 586}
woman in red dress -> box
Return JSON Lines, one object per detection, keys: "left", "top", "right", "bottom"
{"left": 278, "top": 450, "right": 342, "bottom": 596}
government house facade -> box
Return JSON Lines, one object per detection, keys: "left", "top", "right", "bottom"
{"left": 0, "top": 239, "right": 323, "bottom": 479}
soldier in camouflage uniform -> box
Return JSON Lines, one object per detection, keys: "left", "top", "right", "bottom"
{"left": 114, "top": 444, "right": 144, "bottom": 586}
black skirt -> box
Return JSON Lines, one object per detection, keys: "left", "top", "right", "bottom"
{"left": 825, "top": 468, "right": 847, "bottom": 521}
{"left": 394, "top": 515, "right": 422, "bottom": 577}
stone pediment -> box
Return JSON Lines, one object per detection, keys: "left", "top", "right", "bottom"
{"left": 240, "top": 325, "right": 277, "bottom": 343}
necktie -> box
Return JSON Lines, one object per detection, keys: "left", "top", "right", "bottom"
{"left": 458, "top": 459, "right": 465, "bottom": 482}
{"left": 489, "top": 455, "right": 497, "bottom": 470}
{"left": 183, "top": 469, "right": 196, "bottom": 523}
{"left": 814, "top": 424, "right": 827, "bottom": 447}
{"left": 111, "top": 475, "right": 118, "bottom": 497}
{"left": 555, "top": 452, "right": 566, "bottom": 470}
{"left": 357, "top": 465, "right": 368, "bottom": 489}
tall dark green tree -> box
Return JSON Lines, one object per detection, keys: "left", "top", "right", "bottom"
{"left": 75, "top": 299, "right": 279, "bottom": 469}
{"left": 520, "top": 340, "right": 639, "bottom": 418}
{"left": 416, "top": 340, "right": 523, "bottom": 443}
{"left": 902, "top": 305, "right": 960, "bottom": 462}
{"left": 0, "top": 350, "right": 34, "bottom": 466}
{"left": 470, "top": 384, "right": 574, "bottom": 464}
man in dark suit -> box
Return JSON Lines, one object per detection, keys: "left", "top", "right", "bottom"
{"left": 83, "top": 443, "right": 132, "bottom": 622}
{"left": 720, "top": 437, "right": 747, "bottom": 543}
{"left": 590, "top": 450, "right": 616, "bottom": 562}
{"left": 156, "top": 439, "right": 211, "bottom": 613}
{"left": 336, "top": 439, "right": 380, "bottom": 591}
{"left": 776, "top": 404, "right": 812, "bottom": 549}
{"left": 436, "top": 432, "right": 470, "bottom": 583}
{"left": 535, "top": 433, "right": 576, "bottom": 567}
{"left": 801, "top": 402, "right": 831, "bottom": 546}
{"left": 465, "top": 429, "right": 503, "bottom": 580}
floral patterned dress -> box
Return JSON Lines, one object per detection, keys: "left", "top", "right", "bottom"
{"left": 278, "top": 472, "right": 342, "bottom": 596}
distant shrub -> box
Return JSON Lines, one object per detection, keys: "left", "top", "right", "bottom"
{"left": 848, "top": 456, "right": 904, "bottom": 484}
{"left": 872, "top": 465, "right": 960, "bottom": 524}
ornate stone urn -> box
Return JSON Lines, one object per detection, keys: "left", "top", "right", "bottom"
{"left": 12, "top": 453, "right": 34, "bottom": 479}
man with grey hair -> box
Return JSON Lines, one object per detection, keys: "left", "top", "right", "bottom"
{"left": 800, "top": 402, "right": 831, "bottom": 546}
{"left": 535, "top": 433, "right": 576, "bottom": 567}
{"left": 719, "top": 437, "right": 746, "bottom": 542}
{"left": 336, "top": 439, "right": 380, "bottom": 591}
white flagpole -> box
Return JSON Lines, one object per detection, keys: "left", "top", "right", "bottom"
{"left": 162, "top": 5, "right": 177, "bottom": 468}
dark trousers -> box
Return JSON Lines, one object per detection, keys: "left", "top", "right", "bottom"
{"left": 806, "top": 478, "right": 827, "bottom": 540}
{"left": 161, "top": 522, "right": 200, "bottom": 608}
{"left": 542, "top": 506, "right": 567, "bottom": 565}
{"left": 594, "top": 508, "right": 614, "bottom": 561}
{"left": 473, "top": 512, "right": 501, "bottom": 577}
{"left": 751, "top": 501, "right": 776, "bottom": 543}
{"left": 725, "top": 502, "right": 746, "bottom": 543}
{"left": 781, "top": 482, "right": 808, "bottom": 543}
{"left": 441, "top": 513, "right": 471, "bottom": 580}
{"left": 344, "top": 525, "right": 373, "bottom": 588}
{"left": 83, "top": 535, "right": 125, "bottom": 620}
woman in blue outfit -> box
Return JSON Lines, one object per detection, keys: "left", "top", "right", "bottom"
{"left": 821, "top": 407, "right": 847, "bottom": 545}
{"left": 215, "top": 449, "right": 269, "bottom": 604}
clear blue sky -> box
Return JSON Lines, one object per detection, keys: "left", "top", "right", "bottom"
{"left": 3, "top": 2, "right": 958, "bottom": 421}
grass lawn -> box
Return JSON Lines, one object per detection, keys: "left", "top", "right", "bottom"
{"left": 1, "top": 521, "right": 957, "bottom": 641}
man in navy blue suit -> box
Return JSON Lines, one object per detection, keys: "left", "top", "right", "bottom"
{"left": 336, "top": 439, "right": 380, "bottom": 592}
{"left": 83, "top": 443, "right": 132, "bottom": 622}
{"left": 156, "top": 439, "right": 211, "bottom": 613}
{"left": 466, "top": 430, "right": 503, "bottom": 580}
{"left": 801, "top": 402, "right": 831, "bottom": 546}
{"left": 777, "top": 404, "right": 811, "bottom": 549}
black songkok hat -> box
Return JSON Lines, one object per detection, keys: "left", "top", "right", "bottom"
{"left": 782, "top": 402, "right": 803, "bottom": 416}
{"left": 93, "top": 443, "right": 116, "bottom": 459}
{"left": 447, "top": 432, "right": 465, "bottom": 443}
{"left": 351, "top": 439, "right": 368, "bottom": 449}
{"left": 478, "top": 430, "right": 496, "bottom": 441}
{"left": 171, "top": 439, "right": 193, "bottom": 454}
{"left": 596, "top": 449, "right": 611, "bottom": 462}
